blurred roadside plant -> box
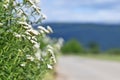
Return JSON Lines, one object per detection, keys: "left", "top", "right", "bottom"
{"left": 61, "top": 39, "right": 84, "bottom": 54}
{"left": 106, "top": 48, "right": 120, "bottom": 55}
{"left": 0, "top": 0, "right": 62, "bottom": 79}
{"left": 87, "top": 41, "right": 100, "bottom": 54}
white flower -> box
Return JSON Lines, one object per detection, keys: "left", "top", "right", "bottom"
{"left": 41, "top": 14, "right": 47, "bottom": 20}
{"left": 38, "top": 26, "right": 49, "bottom": 34}
{"left": 13, "top": 32, "right": 21, "bottom": 38}
{"left": 4, "top": 0, "right": 10, "bottom": 9}
{"left": 25, "top": 31, "right": 32, "bottom": 36}
{"left": 58, "top": 38, "right": 64, "bottom": 46}
{"left": 28, "top": 37, "right": 38, "bottom": 44}
{"left": 54, "top": 38, "right": 64, "bottom": 50}
{"left": 47, "top": 26, "right": 53, "bottom": 33}
{"left": 35, "top": 49, "right": 41, "bottom": 60}
{"left": 47, "top": 45, "right": 53, "bottom": 50}
{"left": 38, "top": 26, "right": 53, "bottom": 34}
{"left": 0, "top": 23, "right": 3, "bottom": 26}
{"left": 21, "top": 16, "right": 27, "bottom": 21}
{"left": 3, "top": 4, "right": 8, "bottom": 9}
{"left": 48, "top": 49, "right": 54, "bottom": 56}
{"left": 30, "top": 1, "right": 41, "bottom": 14}
{"left": 41, "top": 51, "right": 47, "bottom": 56}
{"left": 38, "top": 26, "right": 45, "bottom": 30}
{"left": 40, "top": 30, "right": 45, "bottom": 34}
{"left": 33, "top": 43, "right": 40, "bottom": 49}
{"left": 21, "top": 34, "right": 25, "bottom": 37}
{"left": 27, "top": 29, "right": 39, "bottom": 36}
{"left": 34, "top": 0, "right": 40, "bottom": 3}
{"left": 27, "top": 36, "right": 31, "bottom": 40}
{"left": 35, "top": 7, "right": 41, "bottom": 14}
{"left": 54, "top": 44, "right": 60, "bottom": 50}
{"left": 15, "top": 34, "right": 21, "bottom": 38}
{"left": 18, "top": 21, "right": 32, "bottom": 29}
{"left": 51, "top": 56, "right": 56, "bottom": 63}
{"left": 43, "top": 37, "right": 50, "bottom": 43}
{"left": 26, "top": 55, "right": 34, "bottom": 61}
{"left": 32, "top": 36, "right": 37, "bottom": 41}
{"left": 30, "top": 0, "right": 40, "bottom": 4}
{"left": 28, "top": 0, "right": 34, "bottom": 5}
{"left": 18, "top": 21, "right": 28, "bottom": 25}
{"left": 30, "top": 39, "right": 37, "bottom": 44}
{"left": 47, "top": 48, "right": 56, "bottom": 63}
{"left": 17, "top": 9, "right": 24, "bottom": 16}
{"left": 47, "top": 64, "right": 53, "bottom": 69}
{"left": 20, "top": 63, "right": 26, "bottom": 67}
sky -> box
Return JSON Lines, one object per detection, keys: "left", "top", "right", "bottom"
{"left": 41, "top": 0, "right": 120, "bottom": 23}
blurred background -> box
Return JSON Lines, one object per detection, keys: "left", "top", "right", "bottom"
{"left": 41, "top": 0, "right": 120, "bottom": 54}
{"left": 40, "top": 0, "right": 120, "bottom": 80}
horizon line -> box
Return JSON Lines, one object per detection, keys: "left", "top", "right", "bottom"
{"left": 42, "top": 21, "right": 120, "bottom": 25}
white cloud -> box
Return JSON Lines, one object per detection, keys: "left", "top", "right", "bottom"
{"left": 45, "top": 9, "right": 120, "bottom": 23}
{"left": 46, "top": 0, "right": 120, "bottom": 7}
{"left": 41, "top": 0, "right": 120, "bottom": 23}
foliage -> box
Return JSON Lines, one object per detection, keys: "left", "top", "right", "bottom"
{"left": 0, "top": 0, "right": 62, "bottom": 80}
{"left": 87, "top": 41, "right": 100, "bottom": 54}
{"left": 106, "top": 48, "right": 120, "bottom": 55}
{"left": 61, "top": 39, "right": 84, "bottom": 54}
{"left": 80, "top": 54, "right": 120, "bottom": 61}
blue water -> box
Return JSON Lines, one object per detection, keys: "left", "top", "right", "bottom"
{"left": 38, "top": 23, "right": 120, "bottom": 51}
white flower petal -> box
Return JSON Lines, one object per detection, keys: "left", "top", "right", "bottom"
{"left": 27, "top": 29, "right": 39, "bottom": 36}
{"left": 0, "top": 23, "right": 3, "bottom": 26}
{"left": 35, "top": 49, "right": 41, "bottom": 60}
{"left": 20, "top": 63, "right": 26, "bottom": 67}
{"left": 13, "top": 32, "right": 21, "bottom": 38}
{"left": 26, "top": 55, "right": 34, "bottom": 61}
{"left": 33, "top": 43, "right": 40, "bottom": 49}
{"left": 47, "top": 64, "right": 53, "bottom": 69}
{"left": 38, "top": 26, "right": 49, "bottom": 33}
{"left": 47, "top": 26, "right": 53, "bottom": 33}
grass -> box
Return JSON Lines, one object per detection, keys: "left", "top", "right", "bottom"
{"left": 44, "top": 71, "right": 55, "bottom": 80}
{"left": 79, "top": 54, "right": 120, "bottom": 62}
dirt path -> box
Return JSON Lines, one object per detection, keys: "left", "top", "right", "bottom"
{"left": 56, "top": 56, "right": 120, "bottom": 80}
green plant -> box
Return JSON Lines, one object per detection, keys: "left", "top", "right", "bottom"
{"left": 61, "top": 39, "right": 84, "bottom": 54}
{"left": 0, "top": 0, "right": 62, "bottom": 80}
{"left": 106, "top": 48, "right": 120, "bottom": 55}
{"left": 87, "top": 41, "right": 100, "bottom": 54}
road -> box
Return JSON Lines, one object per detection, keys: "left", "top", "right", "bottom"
{"left": 56, "top": 56, "right": 120, "bottom": 80}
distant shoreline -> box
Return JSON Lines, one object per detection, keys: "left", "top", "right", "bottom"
{"left": 34, "top": 23, "right": 120, "bottom": 51}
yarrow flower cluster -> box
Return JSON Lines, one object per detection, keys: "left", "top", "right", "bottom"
{"left": 0, "top": 0, "right": 63, "bottom": 80}
{"left": 17, "top": 18, "right": 57, "bottom": 66}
